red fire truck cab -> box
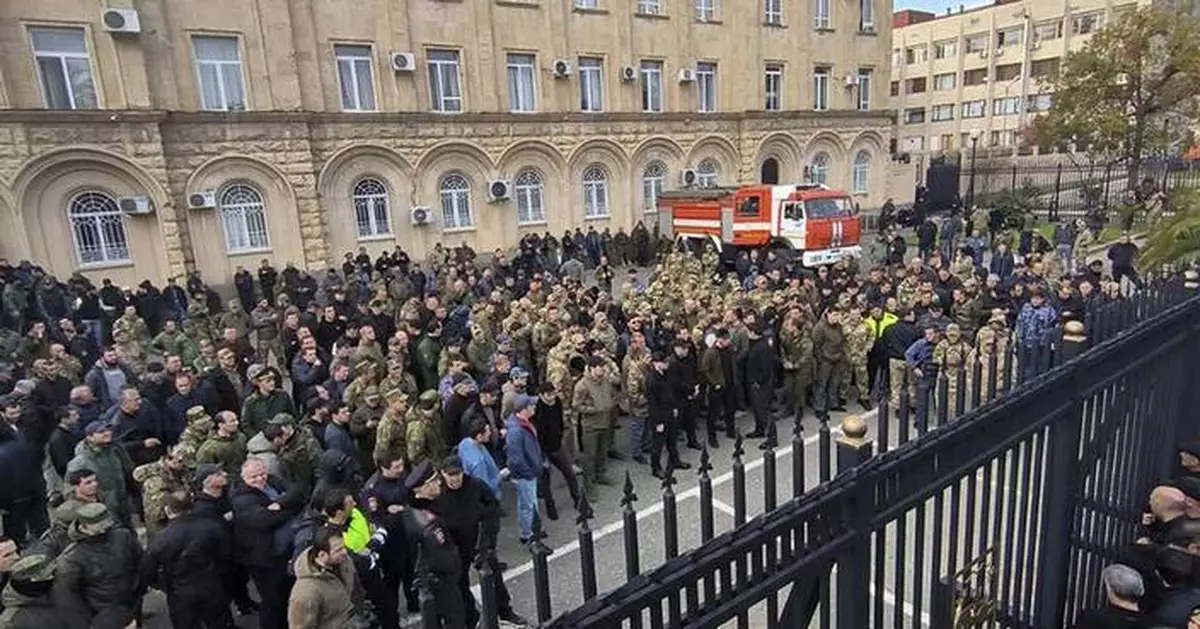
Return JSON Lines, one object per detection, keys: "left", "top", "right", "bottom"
{"left": 657, "top": 183, "right": 862, "bottom": 267}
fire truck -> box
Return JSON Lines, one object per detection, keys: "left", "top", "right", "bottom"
{"left": 656, "top": 183, "right": 862, "bottom": 267}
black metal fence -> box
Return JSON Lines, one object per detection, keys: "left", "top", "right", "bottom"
{"left": 963, "top": 155, "right": 1200, "bottom": 222}
{"left": 432, "top": 278, "right": 1200, "bottom": 629}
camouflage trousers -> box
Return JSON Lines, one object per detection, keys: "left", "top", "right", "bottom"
{"left": 256, "top": 337, "right": 284, "bottom": 369}
{"left": 838, "top": 355, "right": 871, "bottom": 403}
{"left": 888, "top": 359, "right": 917, "bottom": 409}
{"left": 936, "top": 373, "right": 965, "bottom": 420}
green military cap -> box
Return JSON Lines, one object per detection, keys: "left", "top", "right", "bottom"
{"left": 75, "top": 502, "right": 114, "bottom": 537}
{"left": 269, "top": 412, "right": 297, "bottom": 426}
{"left": 364, "top": 386, "right": 381, "bottom": 400}
{"left": 9, "top": 554, "right": 57, "bottom": 582}
{"left": 384, "top": 388, "right": 406, "bottom": 403}
{"left": 354, "top": 359, "right": 374, "bottom": 372}
{"left": 185, "top": 406, "right": 208, "bottom": 422}
{"left": 417, "top": 389, "right": 440, "bottom": 409}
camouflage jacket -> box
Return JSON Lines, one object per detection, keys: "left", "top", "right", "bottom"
{"left": 195, "top": 431, "right": 248, "bottom": 475}
{"left": 778, "top": 326, "right": 814, "bottom": 372}
{"left": 133, "top": 460, "right": 192, "bottom": 531}
{"left": 373, "top": 409, "right": 406, "bottom": 464}
{"left": 405, "top": 414, "right": 444, "bottom": 469}
{"left": 277, "top": 428, "right": 323, "bottom": 490}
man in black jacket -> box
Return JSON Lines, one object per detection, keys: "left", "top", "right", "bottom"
{"left": 431, "top": 456, "right": 527, "bottom": 628}
{"left": 882, "top": 309, "right": 922, "bottom": 410}
{"left": 55, "top": 502, "right": 143, "bottom": 629}
{"left": 533, "top": 382, "right": 581, "bottom": 515}
{"left": 361, "top": 452, "right": 418, "bottom": 613}
{"left": 141, "top": 490, "right": 233, "bottom": 629}
{"left": 647, "top": 351, "right": 690, "bottom": 478}
{"left": 231, "top": 458, "right": 304, "bottom": 629}
{"left": 667, "top": 338, "right": 703, "bottom": 451}
{"left": 744, "top": 323, "right": 779, "bottom": 450}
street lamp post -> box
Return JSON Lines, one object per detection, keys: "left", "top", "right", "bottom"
{"left": 967, "top": 129, "right": 980, "bottom": 212}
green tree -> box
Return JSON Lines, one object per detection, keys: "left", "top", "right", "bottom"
{"left": 1033, "top": 6, "right": 1200, "bottom": 182}
{"left": 1141, "top": 188, "right": 1200, "bottom": 268}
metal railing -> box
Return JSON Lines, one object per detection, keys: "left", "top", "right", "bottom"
{"left": 436, "top": 277, "right": 1200, "bottom": 629}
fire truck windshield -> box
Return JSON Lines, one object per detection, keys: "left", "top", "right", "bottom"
{"left": 804, "top": 196, "right": 854, "bottom": 219}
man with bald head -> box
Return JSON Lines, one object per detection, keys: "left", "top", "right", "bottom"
{"left": 1146, "top": 485, "right": 1191, "bottom": 544}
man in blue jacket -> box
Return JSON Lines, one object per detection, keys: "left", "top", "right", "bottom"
{"left": 458, "top": 417, "right": 501, "bottom": 500}
{"left": 504, "top": 394, "right": 543, "bottom": 544}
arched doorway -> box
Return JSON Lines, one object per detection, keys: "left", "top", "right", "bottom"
{"left": 760, "top": 158, "right": 780, "bottom": 184}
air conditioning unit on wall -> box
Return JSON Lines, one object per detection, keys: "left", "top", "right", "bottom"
{"left": 678, "top": 68, "right": 696, "bottom": 83}
{"left": 680, "top": 169, "right": 698, "bottom": 186}
{"left": 553, "top": 59, "right": 573, "bottom": 78}
{"left": 620, "top": 66, "right": 637, "bottom": 82}
{"left": 118, "top": 195, "right": 154, "bottom": 215}
{"left": 410, "top": 206, "right": 433, "bottom": 226}
{"left": 102, "top": 8, "right": 141, "bottom": 34}
{"left": 391, "top": 52, "right": 416, "bottom": 72}
{"left": 187, "top": 192, "right": 216, "bottom": 210}
{"left": 488, "top": 180, "right": 511, "bottom": 202}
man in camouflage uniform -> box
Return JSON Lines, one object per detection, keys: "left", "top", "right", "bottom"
{"left": 265, "top": 412, "right": 322, "bottom": 491}
{"left": 133, "top": 444, "right": 192, "bottom": 537}
{"left": 344, "top": 359, "right": 379, "bottom": 413}
{"left": 971, "top": 310, "right": 1014, "bottom": 399}
{"left": 176, "top": 406, "right": 214, "bottom": 464}
{"left": 405, "top": 390, "right": 444, "bottom": 468}
{"left": 622, "top": 332, "right": 651, "bottom": 462}
{"left": 466, "top": 324, "right": 496, "bottom": 376}
{"left": 351, "top": 386, "right": 384, "bottom": 469}
{"left": 151, "top": 319, "right": 192, "bottom": 362}
{"left": 574, "top": 357, "right": 618, "bottom": 488}
{"left": 195, "top": 410, "right": 248, "bottom": 474}
{"left": 250, "top": 298, "right": 282, "bottom": 367}
{"left": 217, "top": 298, "right": 251, "bottom": 339}
{"left": 113, "top": 305, "right": 152, "bottom": 348}
{"left": 112, "top": 329, "right": 147, "bottom": 377}
{"left": 778, "top": 312, "right": 814, "bottom": 426}
{"left": 841, "top": 308, "right": 874, "bottom": 408}
{"left": 185, "top": 299, "right": 214, "bottom": 344}
{"left": 373, "top": 389, "right": 409, "bottom": 464}
{"left": 933, "top": 323, "right": 973, "bottom": 419}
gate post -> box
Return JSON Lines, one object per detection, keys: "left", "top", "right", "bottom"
{"left": 836, "top": 415, "right": 875, "bottom": 629}
{"left": 1060, "top": 321, "right": 1087, "bottom": 362}
{"left": 1033, "top": 390, "right": 1085, "bottom": 628}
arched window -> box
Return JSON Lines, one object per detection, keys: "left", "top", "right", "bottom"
{"left": 582, "top": 165, "right": 610, "bottom": 218}
{"left": 439, "top": 173, "right": 473, "bottom": 229}
{"left": 851, "top": 150, "right": 871, "bottom": 194}
{"left": 353, "top": 178, "right": 391, "bottom": 239}
{"left": 219, "top": 183, "right": 270, "bottom": 253}
{"left": 809, "top": 152, "right": 831, "bottom": 185}
{"left": 760, "top": 158, "right": 780, "bottom": 185}
{"left": 514, "top": 169, "right": 545, "bottom": 225}
{"left": 68, "top": 191, "right": 130, "bottom": 265}
{"left": 642, "top": 161, "right": 666, "bottom": 213}
{"left": 696, "top": 159, "right": 719, "bottom": 187}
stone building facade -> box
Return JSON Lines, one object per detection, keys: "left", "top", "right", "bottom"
{"left": 0, "top": 0, "right": 895, "bottom": 285}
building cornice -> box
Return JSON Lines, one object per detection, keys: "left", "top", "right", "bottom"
{"left": 0, "top": 108, "right": 893, "bottom": 127}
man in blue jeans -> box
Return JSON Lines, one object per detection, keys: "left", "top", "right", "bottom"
{"left": 504, "top": 394, "right": 544, "bottom": 545}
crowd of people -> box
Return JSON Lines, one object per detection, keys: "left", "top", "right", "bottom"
{"left": 1072, "top": 445, "right": 1200, "bottom": 628}
{"left": 0, "top": 202, "right": 1176, "bottom": 629}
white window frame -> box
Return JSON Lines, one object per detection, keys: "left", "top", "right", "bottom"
{"left": 29, "top": 27, "right": 97, "bottom": 110}
{"left": 427, "top": 49, "right": 463, "bottom": 113}
{"left": 352, "top": 178, "right": 391, "bottom": 239}
{"left": 335, "top": 44, "right": 377, "bottom": 112}
{"left": 932, "top": 104, "right": 955, "bottom": 121}
{"left": 851, "top": 151, "right": 870, "bottom": 195}
{"left": 934, "top": 72, "right": 957, "bottom": 91}
{"left": 993, "top": 96, "right": 1020, "bottom": 116}
{"left": 514, "top": 169, "right": 546, "bottom": 226}
{"left": 961, "top": 100, "right": 986, "bottom": 118}
{"left": 695, "top": 0, "right": 716, "bottom": 22}
{"left": 934, "top": 39, "right": 958, "bottom": 59}
{"left": 813, "top": 67, "right": 830, "bottom": 111}
{"left": 996, "top": 28, "right": 1023, "bottom": 48}
{"left": 765, "top": 0, "right": 783, "bottom": 25}
{"left": 965, "top": 34, "right": 988, "bottom": 54}
{"left": 696, "top": 160, "right": 719, "bottom": 188}
{"left": 578, "top": 57, "right": 604, "bottom": 112}
{"left": 637, "top": 0, "right": 662, "bottom": 14}
{"left": 439, "top": 174, "right": 474, "bottom": 230}
{"left": 904, "top": 107, "right": 926, "bottom": 124}
{"left": 1071, "top": 11, "right": 1103, "bottom": 36}
{"left": 641, "top": 60, "right": 664, "bottom": 113}
{"left": 696, "top": 62, "right": 717, "bottom": 113}
{"left": 68, "top": 191, "right": 129, "bottom": 266}
{"left": 1027, "top": 93, "right": 1053, "bottom": 113}
{"left": 1034, "top": 20, "right": 1063, "bottom": 42}
{"left": 859, "top": 0, "right": 874, "bottom": 31}
{"left": 506, "top": 53, "right": 537, "bottom": 113}
{"left": 814, "top": 0, "right": 831, "bottom": 29}
{"left": 192, "top": 35, "right": 247, "bottom": 111}
{"left": 856, "top": 69, "right": 871, "bottom": 110}
{"left": 642, "top": 161, "right": 666, "bottom": 213}
{"left": 905, "top": 45, "right": 928, "bottom": 65}
{"left": 582, "top": 165, "right": 610, "bottom": 219}
{"left": 765, "top": 64, "right": 783, "bottom": 110}
{"left": 218, "top": 183, "right": 270, "bottom": 253}
{"left": 809, "top": 153, "right": 830, "bottom": 185}
{"left": 575, "top": 0, "right": 600, "bottom": 8}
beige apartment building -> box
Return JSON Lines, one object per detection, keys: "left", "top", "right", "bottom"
{"left": 0, "top": 0, "right": 893, "bottom": 286}
{"left": 891, "top": 0, "right": 1148, "bottom": 157}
